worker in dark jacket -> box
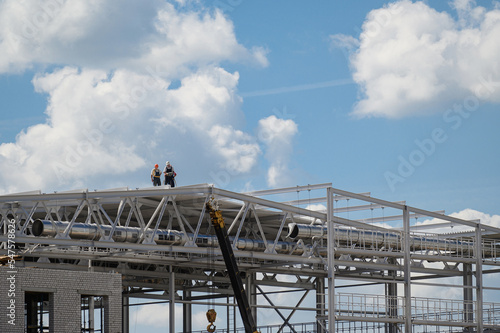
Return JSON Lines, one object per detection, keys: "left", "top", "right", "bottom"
{"left": 163, "top": 161, "right": 176, "bottom": 187}
{"left": 151, "top": 164, "right": 162, "bottom": 186}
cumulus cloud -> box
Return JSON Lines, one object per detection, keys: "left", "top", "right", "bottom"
{"left": 332, "top": 0, "right": 500, "bottom": 118}
{"left": 0, "top": 65, "right": 262, "bottom": 191}
{"left": 0, "top": 0, "right": 277, "bottom": 193}
{"left": 305, "top": 204, "right": 327, "bottom": 212}
{"left": 0, "top": 1, "right": 157, "bottom": 72}
{"left": 0, "top": 0, "right": 266, "bottom": 73}
{"left": 415, "top": 208, "right": 500, "bottom": 234}
{"left": 257, "top": 115, "right": 298, "bottom": 187}
{"left": 208, "top": 125, "right": 260, "bottom": 174}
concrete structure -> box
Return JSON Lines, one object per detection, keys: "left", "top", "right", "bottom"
{"left": 1, "top": 183, "right": 499, "bottom": 332}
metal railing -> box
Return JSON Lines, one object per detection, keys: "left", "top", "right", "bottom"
{"left": 336, "top": 292, "right": 500, "bottom": 326}
{"left": 336, "top": 293, "right": 403, "bottom": 320}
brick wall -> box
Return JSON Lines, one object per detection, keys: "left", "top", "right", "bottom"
{"left": 0, "top": 266, "right": 122, "bottom": 333}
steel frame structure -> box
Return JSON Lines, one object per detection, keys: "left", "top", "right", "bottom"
{"left": 1, "top": 183, "right": 500, "bottom": 332}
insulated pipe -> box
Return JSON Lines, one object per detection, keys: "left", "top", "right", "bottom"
{"left": 32, "top": 220, "right": 185, "bottom": 244}
{"left": 287, "top": 223, "right": 498, "bottom": 257}
{"left": 287, "top": 223, "right": 400, "bottom": 247}
{"left": 31, "top": 220, "right": 306, "bottom": 255}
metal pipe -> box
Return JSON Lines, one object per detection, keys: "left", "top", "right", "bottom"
{"left": 31, "top": 219, "right": 307, "bottom": 255}
{"left": 287, "top": 223, "right": 498, "bottom": 258}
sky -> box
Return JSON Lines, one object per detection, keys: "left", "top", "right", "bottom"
{"left": 1, "top": 0, "right": 500, "bottom": 331}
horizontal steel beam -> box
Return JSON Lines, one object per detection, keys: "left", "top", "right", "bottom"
{"left": 0, "top": 184, "right": 214, "bottom": 203}
{"left": 243, "top": 183, "right": 332, "bottom": 196}
{"left": 330, "top": 187, "right": 500, "bottom": 233}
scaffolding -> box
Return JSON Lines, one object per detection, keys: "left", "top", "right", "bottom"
{"left": 0, "top": 183, "right": 499, "bottom": 332}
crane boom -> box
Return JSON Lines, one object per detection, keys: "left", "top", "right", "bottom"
{"left": 206, "top": 198, "right": 259, "bottom": 333}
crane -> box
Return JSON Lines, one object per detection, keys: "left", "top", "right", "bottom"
{"left": 206, "top": 197, "right": 259, "bottom": 333}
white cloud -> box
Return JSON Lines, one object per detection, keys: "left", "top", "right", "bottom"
{"left": 140, "top": 4, "right": 267, "bottom": 75}
{"left": 208, "top": 125, "right": 261, "bottom": 174}
{"left": 451, "top": 0, "right": 487, "bottom": 27}
{"left": 305, "top": 203, "right": 326, "bottom": 212}
{"left": 0, "top": 0, "right": 278, "bottom": 193}
{"left": 415, "top": 208, "right": 500, "bottom": 234}
{"left": 0, "top": 65, "right": 264, "bottom": 192}
{"left": 338, "top": 0, "right": 500, "bottom": 118}
{"left": 132, "top": 303, "right": 170, "bottom": 327}
{"left": 0, "top": 1, "right": 155, "bottom": 72}
{"left": 0, "top": 1, "right": 266, "bottom": 74}
{"left": 329, "top": 34, "right": 359, "bottom": 52}
{"left": 131, "top": 302, "right": 185, "bottom": 328}
{"left": 257, "top": 115, "right": 298, "bottom": 188}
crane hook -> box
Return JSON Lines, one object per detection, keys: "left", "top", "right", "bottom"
{"left": 206, "top": 309, "right": 217, "bottom": 332}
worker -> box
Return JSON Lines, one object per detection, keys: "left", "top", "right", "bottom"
{"left": 163, "top": 161, "right": 176, "bottom": 187}
{"left": 151, "top": 164, "right": 162, "bottom": 186}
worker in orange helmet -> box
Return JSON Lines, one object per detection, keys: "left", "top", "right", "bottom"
{"left": 151, "top": 164, "right": 162, "bottom": 186}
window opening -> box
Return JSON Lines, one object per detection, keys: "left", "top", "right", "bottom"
{"left": 81, "top": 295, "right": 105, "bottom": 333}
{"left": 25, "top": 292, "right": 50, "bottom": 333}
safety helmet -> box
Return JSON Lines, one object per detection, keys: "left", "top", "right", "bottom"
{"left": 166, "top": 161, "right": 170, "bottom": 165}
{"left": 155, "top": 164, "right": 159, "bottom": 168}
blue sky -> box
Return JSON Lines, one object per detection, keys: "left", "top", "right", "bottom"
{"left": 1, "top": 0, "right": 499, "bottom": 217}
{"left": 1, "top": 0, "right": 500, "bottom": 331}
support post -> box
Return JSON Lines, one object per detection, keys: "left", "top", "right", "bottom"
{"left": 122, "top": 292, "right": 129, "bottom": 333}
{"left": 403, "top": 206, "right": 412, "bottom": 333}
{"left": 247, "top": 272, "right": 257, "bottom": 324}
{"left": 463, "top": 263, "right": 473, "bottom": 331}
{"left": 316, "top": 277, "right": 326, "bottom": 333}
{"left": 475, "top": 226, "right": 483, "bottom": 332}
{"left": 183, "top": 288, "right": 192, "bottom": 333}
{"left": 386, "top": 258, "right": 398, "bottom": 333}
{"left": 89, "top": 296, "right": 95, "bottom": 333}
{"left": 327, "top": 187, "right": 335, "bottom": 332}
{"left": 170, "top": 269, "right": 175, "bottom": 333}
{"left": 227, "top": 295, "right": 231, "bottom": 333}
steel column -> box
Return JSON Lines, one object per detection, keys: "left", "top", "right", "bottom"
{"left": 122, "top": 292, "right": 129, "bottom": 333}
{"left": 327, "top": 187, "right": 335, "bottom": 332}
{"left": 403, "top": 205, "right": 412, "bottom": 333}
{"left": 463, "top": 263, "right": 473, "bottom": 330}
{"left": 247, "top": 272, "right": 258, "bottom": 324}
{"left": 183, "top": 288, "right": 192, "bottom": 333}
{"left": 316, "top": 277, "right": 326, "bottom": 333}
{"left": 386, "top": 258, "right": 398, "bottom": 333}
{"left": 89, "top": 296, "right": 95, "bottom": 332}
{"left": 475, "top": 226, "right": 483, "bottom": 332}
{"left": 170, "top": 269, "right": 175, "bottom": 333}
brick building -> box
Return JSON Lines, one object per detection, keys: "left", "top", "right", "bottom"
{"left": 0, "top": 266, "right": 122, "bottom": 333}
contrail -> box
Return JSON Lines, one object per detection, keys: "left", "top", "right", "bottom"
{"left": 240, "top": 78, "right": 354, "bottom": 97}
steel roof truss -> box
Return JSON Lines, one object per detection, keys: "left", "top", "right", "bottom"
{"left": 61, "top": 200, "right": 86, "bottom": 238}
{"left": 106, "top": 199, "right": 127, "bottom": 240}
{"left": 186, "top": 194, "right": 210, "bottom": 247}
{"left": 143, "top": 197, "right": 169, "bottom": 244}
{"left": 140, "top": 196, "right": 168, "bottom": 242}
{"left": 232, "top": 202, "right": 250, "bottom": 250}
{"left": 267, "top": 212, "right": 288, "bottom": 254}
{"left": 250, "top": 203, "right": 268, "bottom": 245}
{"left": 226, "top": 203, "right": 246, "bottom": 234}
